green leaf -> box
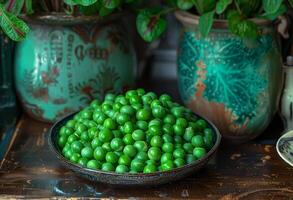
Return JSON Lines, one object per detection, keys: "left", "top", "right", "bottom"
{"left": 136, "top": 9, "right": 167, "bottom": 42}
{"left": 289, "top": 0, "right": 293, "bottom": 8}
{"left": 216, "top": 0, "right": 232, "bottom": 14}
{"left": 65, "top": 0, "right": 98, "bottom": 6}
{"left": 193, "top": 0, "right": 217, "bottom": 14}
{"left": 78, "top": 1, "right": 101, "bottom": 15}
{"left": 262, "top": 0, "right": 282, "bottom": 14}
{"left": 102, "top": 0, "right": 121, "bottom": 9}
{"left": 25, "top": 0, "right": 34, "bottom": 15}
{"left": 5, "top": 0, "right": 25, "bottom": 15}
{"left": 0, "top": 4, "right": 29, "bottom": 41}
{"left": 199, "top": 10, "right": 215, "bottom": 38}
{"left": 228, "top": 11, "right": 259, "bottom": 39}
{"left": 261, "top": 3, "right": 286, "bottom": 20}
{"left": 176, "top": 0, "right": 193, "bottom": 10}
{"left": 236, "top": 0, "right": 261, "bottom": 17}
{"left": 99, "top": 6, "right": 114, "bottom": 16}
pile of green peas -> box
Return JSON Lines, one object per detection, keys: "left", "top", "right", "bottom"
{"left": 58, "top": 88, "right": 215, "bottom": 174}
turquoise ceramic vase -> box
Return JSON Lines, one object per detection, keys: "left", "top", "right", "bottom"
{"left": 15, "top": 14, "right": 136, "bottom": 122}
{"left": 175, "top": 11, "right": 283, "bottom": 143}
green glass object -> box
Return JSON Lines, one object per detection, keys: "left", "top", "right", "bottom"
{"left": 15, "top": 15, "right": 136, "bottom": 122}
{"left": 176, "top": 11, "right": 282, "bottom": 142}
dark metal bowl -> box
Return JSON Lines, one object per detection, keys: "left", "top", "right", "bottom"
{"left": 48, "top": 112, "right": 221, "bottom": 186}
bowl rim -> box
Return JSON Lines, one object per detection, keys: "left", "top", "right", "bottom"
{"left": 48, "top": 111, "right": 222, "bottom": 177}
{"left": 276, "top": 130, "right": 293, "bottom": 167}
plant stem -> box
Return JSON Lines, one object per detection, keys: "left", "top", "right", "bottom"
{"left": 234, "top": 1, "right": 242, "bottom": 15}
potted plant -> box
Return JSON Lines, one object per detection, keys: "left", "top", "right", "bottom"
{"left": 0, "top": 0, "right": 140, "bottom": 122}
{"left": 136, "top": 0, "right": 290, "bottom": 143}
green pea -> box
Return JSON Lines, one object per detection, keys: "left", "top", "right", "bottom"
{"left": 161, "top": 160, "right": 174, "bottom": 171}
{"left": 174, "top": 158, "right": 185, "bottom": 167}
{"left": 123, "top": 121, "right": 135, "bottom": 134}
{"left": 110, "top": 138, "right": 124, "bottom": 151}
{"left": 183, "top": 143, "right": 194, "bottom": 154}
{"left": 148, "top": 125, "right": 162, "bottom": 136}
{"left": 136, "top": 108, "right": 151, "bottom": 121}
{"left": 173, "top": 148, "right": 185, "bottom": 159}
{"left": 191, "top": 135, "right": 205, "bottom": 148}
{"left": 87, "top": 160, "right": 101, "bottom": 170}
{"left": 148, "top": 147, "right": 161, "bottom": 161}
{"left": 102, "top": 162, "right": 115, "bottom": 172}
{"left": 136, "top": 88, "right": 145, "bottom": 96}
{"left": 99, "top": 128, "right": 113, "bottom": 143}
{"left": 150, "top": 135, "right": 163, "bottom": 147}
{"left": 143, "top": 164, "right": 157, "bottom": 173}
{"left": 90, "top": 99, "right": 101, "bottom": 108}
{"left": 80, "top": 131, "right": 90, "bottom": 142}
{"left": 195, "top": 119, "right": 207, "bottom": 131}
{"left": 132, "top": 129, "right": 145, "bottom": 141}
{"left": 105, "top": 93, "right": 116, "bottom": 102}
{"left": 102, "top": 142, "right": 112, "bottom": 152}
{"left": 67, "top": 134, "right": 78, "bottom": 144}
{"left": 130, "top": 158, "right": 144, "bottom": 172}
{"left": 93, "top": 112, "right": 107, "bottom": 124}
{"left": 136, "top": 121, "right": 148, "bottom": 131}
{"left": 123, "top": 134, "right": 135, "bottom": 145}
{"left": 81, "top": 146, "right": 93, "bottom": 159}
{"left": 78, "top": 157, "right": 89, "bottom": 167}
{"left": 161, "top": 152, "right": 173, "bottom": 163}
{"left": 173, "top": 124, "right": 184, "bottom": 136}
{"left": 150, "top": 99, "right": 162, "bottom": 108}
{"left": 193, "top": 147, "right": 206, "bottom": 159}
{"left": 152, "top": 105, "right": 166, "bottom": 118}
{"left": 116, "top": 113, "right": 130, "bottom": 125}
{"left": 71, "top": 141, "right": 83, "bottom": 153}
{"left": 94, "top": 147, "right": 106, "bottom": 161}
{"left": 116, "top": 165, "right": 129, "bottom": 173}
{"left": 103, "top": 118, "right": 117, "bottom": 130}
{"left": 134, "top": 141, "right": 148, "bottom": 152}
{"left": 176, "top": 118, "right": 188, "bottom": 128}
{"left": 118, "top": 154, "right": 131, "bottom": 166}
{"left": 123, "top": 145, "right": 137, "bottom": 157}
{"left": 105, "top": 152, "right": 119, "bottom": 164}
{"left": 70, "top": 153, "right": 81, "bottom": 163}
{"left": 162, "top": 142, "right": 174, "bottom": 153}
{"left": 163, "top": 124, "right": 174, "bottom": 135}
{"left": 163, "top": 114, "right": 176, "bottom": 124}
{"left": 135, "top": 151, "right": 148, "bottom": 161}
{"left": 113, "top": 102, "right": 123, "bottom": 111}
{"left": 142, "top": 94, "right": 153, "bottom": 105}
{"left": 183, "top": 127, "right": 194, "bottom": 142}
{"left": 66, "top": 120, "right": 76, "bottom": 128}
{"left": 186, "top": 154, "right": 197, "bottom": 164}
{"left": 58, "top": 135, "right": 67, "bottom": 148}
{"left": 162, "top": 134, "right": 173, "bottom": 143}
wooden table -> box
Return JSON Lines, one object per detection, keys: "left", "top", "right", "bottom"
{"left": 0, "top": 80, "right": 292, "bottom": 199}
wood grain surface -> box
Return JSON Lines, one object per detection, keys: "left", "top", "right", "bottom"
{"left": 0, "top": 80, "right": 292, "bottom": 199}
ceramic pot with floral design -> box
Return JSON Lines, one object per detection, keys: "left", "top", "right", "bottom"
{"left": 175, "top": 11, "right": 282, "bottom": 143}
{"left": 15, "top": 14, "right": 136, "bottom": 122}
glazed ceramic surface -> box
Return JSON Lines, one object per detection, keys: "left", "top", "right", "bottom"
{"left": 48, "top": 112, "right": 221, "bottom": 185}
{"left": 276, "top": 130, "right": 293, "bottom": 167}
{"left": 15, "top": 15, "right": 136, "bottom": 122}
{"left": 176, "top": 11, "right": 282, "bottom": 142}
{"left": 280, "top": 63, "right": 293, "bottom": 131}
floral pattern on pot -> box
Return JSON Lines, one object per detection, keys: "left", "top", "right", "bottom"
{"left": 177, "top": 29, "right": 282, "bottom": 142}
{"left": 15, "top": 20, "right": 136, "bottom": 122}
